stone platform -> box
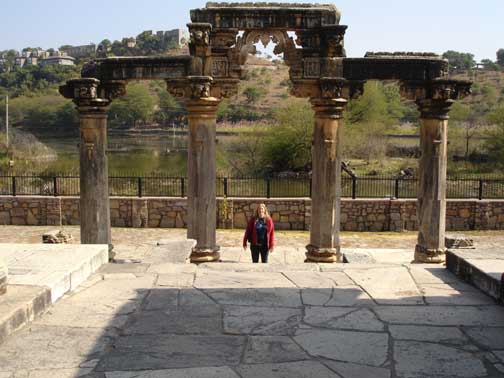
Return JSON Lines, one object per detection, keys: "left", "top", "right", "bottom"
{"left": 447, "top": 248, "right": 504, "bottom": 302}
{"left": 0, "top": 244, "right": 108, "bottom": 344}
{"left": 0, "top": 250, "right": 503, "bottom": 377}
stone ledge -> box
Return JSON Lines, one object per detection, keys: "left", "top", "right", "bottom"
{"left": 0, "top": 285, "right": 51, "bottom": 344}
{"left": 446, "top": 250, "right": 503, "bottom": 301}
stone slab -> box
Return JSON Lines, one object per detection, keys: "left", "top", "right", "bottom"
{"left": 389, "top": 325, "right": 468, "bottom": 345}
{"left": 105, "top": 367, "right": 241, "bottom": 378}
{"left": 0, "top": 243, "right": 108, "bottom": 303}
{"left": 0, "top": 257, "right": 6, "bottom": 295}
{"left": 303, "top": 307, "right": 384, "bottom": 332}
{"left": 446, "top": 250, "right": 503, "bottom": 301}
{"left": 224, "top": 305, "right": 302, "bottom": 335}
{"left": 0, "top": 325, "right": 112, "bottom": 371}
{"left": 344, "top": 266, "right": 423, "bottom": 305}
{"left": 294, "top": 328, "right": 389, "bottom": 366}
{"left": 394, "top": 340, "right": 487, "bottom": 378}
{"left": 322, "top": 360, "right": 391, "bottom": 378}
{"left": 235, "top": 361, "right": 341, "bottom": 378}
{"left": 96, "top": 334, "right": 245, "bottom": 371}
{"left": 243, "top": 336, "right": 309, "bottom": 364}
{"left": 0, "top": 285, "right": 51, "bottom": 344}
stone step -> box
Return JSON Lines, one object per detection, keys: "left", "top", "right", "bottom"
{"left": 446, "top": 249, "right": 504, "bottom": 302}
{"left": 0, "top": 285, "right": 51, "bottom": 344}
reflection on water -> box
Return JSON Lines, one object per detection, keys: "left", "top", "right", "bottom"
{"left": 8, "top": 134, "right": 189, "bottom": 175}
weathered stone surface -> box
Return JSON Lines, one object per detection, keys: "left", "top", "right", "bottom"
{"left": 407, "top": 265, "right": 459, "bottom": 284}
{"left": 375, "top": 305, "right": 504, "bottom": 326}
{"left": 394, "top": 341, "right": 487, "bottom": 378}
{"left": 0, "top": 325, "right": 111, "bottom": 371}
{"left": 105, "top": 367, "right": 241, "bottom": 378}
{"left": 294, "top": 328, "right": 388, "bottom": 366}
{"left": 224, "top": 305, "right": 302, "bottom": 335}
{"left": 157, "top": 273, "right": 194, "bottom": 287}
{"left": 243, "top": 336, "right": 309, "bottom": 364}
{"left": 236, "top": 361, "right": 341, "bottom": 378}
{"left": 464, "top": 327, "right": 504, "bottom": 349}
{"left": 42, "top": 229, "right": 73, "bottom": 244}
{"left": 144, "top": 289, "right": 179, "bottom": 310}
{"left": 303, "top": 307, "right": 384, "bottom": 331}
{"left": 389, "top": 325, "right": 468, "bottom": 345}
{"left": 96, "top": 335, "right": 245, "bottom": 371}
{"left": 283, "top": 271, "right": 352, "bottom": 288}
{"left": 345, "top": 267, "right": 423, "bottom": 304}
{"left": 206, "top": 288, "right": 302, "bottom": 307}
{"left": 195, "top": 271, "right": 295, "bottom": 289}
{"left": 322, "top": 360, "right": 390, "bottom": 378}
{"left": 445, "top": 234, "right": 474, "bottom": 248}
{"left": 420, "top": 283, "right": 495, "bottom": 305}
{"left": 124, "top": 306, "right": 222, "bottom": 335}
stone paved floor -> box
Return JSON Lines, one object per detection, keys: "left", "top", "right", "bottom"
{"left": 0, "top": 227, "right": 504, "bottom": 377}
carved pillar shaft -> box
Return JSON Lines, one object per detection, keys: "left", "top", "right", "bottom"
{"left": 306, "top": 98, "right": 346, "bottom": 263}
{"left": 186, "top": 98, "right": 220, "bottom": 262}
{"left": 79, "top": 110, "right": 111, "bottom": 247}
{"left": 59, "top": 78, "right": 126, "bottom": 261}
{"left": 415, "top": 99, "right": 451, "bottom": 263}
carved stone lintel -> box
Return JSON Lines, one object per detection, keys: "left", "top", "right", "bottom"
{"left": 400, "top": 79, "right": 472, "bottom": 119}
{"left": 167, "top": 76, "right": 215, "bottom": 101}
{"left": 414, "top": 244, "right": 445, "bottom": 263}
{"left": 305, "top": 244, "right": 342, "bottom": 263}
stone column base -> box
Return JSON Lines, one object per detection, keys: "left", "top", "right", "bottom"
{"left": 305, "top": 245, "right": 343, "bottom": 263}
{"left": 190, "top": 246, "right": 221, "bottom": 263}
{"left": 414, "top": 245, "right": 445, "bottom": 263}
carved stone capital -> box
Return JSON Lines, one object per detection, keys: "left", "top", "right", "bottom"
{"left": 188, "top": 22, "right": 212, "bottom": 57}
{"left": 59, "top": 78, "right": 110, "bottom": 113}
{"left": 310, "top": 97, "right": 347, "bottom": 119}
{"left": 320, "top": 25, "right": 347, "bottom": 57}
{"left": 101, "top": 80, "right": 127, "bottom": 101}
{"left": 167, "top": 76, "right": 215, "bottom": 101}
{"left": 400, "top": 79, "right": 472, "bottom": 119}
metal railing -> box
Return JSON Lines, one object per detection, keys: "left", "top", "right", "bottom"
{"left": 0, "top": 175, "right": 503, "bottom": 199}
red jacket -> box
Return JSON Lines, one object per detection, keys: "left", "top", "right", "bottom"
{"left": 243, "top": 217, "right": 275, "bottom": 250}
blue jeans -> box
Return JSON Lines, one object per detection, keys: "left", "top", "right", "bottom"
{"left": 250, "top": 245, "right": 269, "bottom": 263}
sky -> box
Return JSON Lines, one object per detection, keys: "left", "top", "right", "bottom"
{"left": 0, "top": 0, "right": 502, "bottom": 62}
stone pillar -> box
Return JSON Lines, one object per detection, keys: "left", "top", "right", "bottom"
{"left": 0, "top": 257, "right": 7, "bottom": 295}
{"left": 400, "top": 80, "right": 471, "bottom": 263}
{"left": 59, "top": 78, "right": 126, "bottom": 260}
{"left": 306, "top": 98, "right": 347, "bottom": 263}
{"left": 184, "top": 77, "right": 220, "bottom": 263}
{"left": 414, "top": 98, "right": 452, "bottom": 263}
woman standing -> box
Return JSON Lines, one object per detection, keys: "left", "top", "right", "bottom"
{"left": 243, "top": 203, "right": 275, "bottom": 263}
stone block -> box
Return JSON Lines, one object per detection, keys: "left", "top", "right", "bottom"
{"left": 160, "top": 216, "right": 175, "bottom": 228}
{"left": 0, "top": 211, "right": 10, "bottom": 225}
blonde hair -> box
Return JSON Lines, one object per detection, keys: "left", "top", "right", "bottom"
{"left": 255, "top": 203, "right": 270, "bottom": 220}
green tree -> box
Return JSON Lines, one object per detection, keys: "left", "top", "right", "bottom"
{"left": 108, "top": 83, "right": 155, "bottom": 128}
{"left": 485, "top": 105, "right": 504, "bottom": 166}
{"left": 442, "top": 51, "right": 476, "bottom": 71}
{"left": 261, "top": 101, "right": 313, "bottom": 173}
{"left": 497, "top": 49, "right": 504, "bottom": 66}
{"left": 243, "top": 86, "right": 265, "bottom": 104}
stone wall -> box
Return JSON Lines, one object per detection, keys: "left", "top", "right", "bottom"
{"left": 0, "top": 196, "right": 504, "bottom": 231}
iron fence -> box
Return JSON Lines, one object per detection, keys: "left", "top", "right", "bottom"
{"left": 0, "top": 174, "right": 503, "bottom": 199}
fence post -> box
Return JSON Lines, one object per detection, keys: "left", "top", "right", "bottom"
{"left": 266, "top": 177, "right": 271, "bottom": 199}
{"left": 478, "top": 179, "right": 483, "bottom": 200}
{"left": 351, "top": 177, "right": 356, "bottom": 199}
{"left": 12, "top": 176, "right": 16, "bottom": 197}
{"left": 224, "top": 177, "right": 228, "bottom": 197}
{"left": 181, "top": 177, "right": 185, "bottom": 198}
{"left": 53, "top": 176, "right": 58, "bottom": 197}
{"left": 395, "top": 178, "right": 399, "bottom": 199}
{"left": 137, "top": 177, "right": 142, "bottom": 198}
